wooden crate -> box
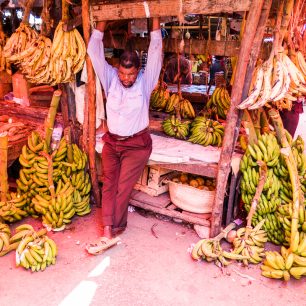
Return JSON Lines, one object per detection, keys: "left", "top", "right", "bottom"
{"left": 134, "top": 165, "right": 175, "bottom": 197}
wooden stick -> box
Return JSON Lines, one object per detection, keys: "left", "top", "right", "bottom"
{"left": 268, "top": 108, "right": 300, "bottom": 252}
{"left": 244, "top": 160, "right": 267, "bottom": 240}
{"left": 22, "top": 0, "right": 35, "bottom": 23}
{"left": 82, "top": 0, "right": 101, "bottom": 207}
{"left": 211, "top": 0, "right": 266, "bottom": 237}
{"left": 44, "top": 90, "right": 62, "bottom": 151}
{"left": 279, "top": 0, "right": 295, "bottom": 45}
{"left": 58, "top": 84, "right": 70, "bottom": 129}
{"left": 0, "top": 133, "right": 8, "bottom": 202}
{"left": 61, "top": 0, "right": 69, "bottom": 23}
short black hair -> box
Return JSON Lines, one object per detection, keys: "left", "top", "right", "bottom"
{"left": 119, "top": 50, "right": 140, "bottom": 69}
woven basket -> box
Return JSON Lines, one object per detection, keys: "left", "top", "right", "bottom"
{"left": 168, "top": 181, "right": 215, "bottom": 214}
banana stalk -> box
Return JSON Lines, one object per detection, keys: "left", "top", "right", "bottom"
{"left": 268, "top": 108, "right": 300, "bottom": 252}
{"left": 39, "top": 151, "right": 55, "bottom": 198}
{"left": 22, "top": 0, "right": 36, "bottom": 24}
{"left": 64, "top": 127, "right": 73, "bottom": 164}
{"left": 242, "top": 110, "right": 258, "bottom": 146}
{"left": 44, "top": 90, "right": 62, "bottom": 150}
{"left": 244, "top": 160, "right": 267, "bottom": 241}
{"left": 0, "top": 133, "right": 8, "bottom": 202}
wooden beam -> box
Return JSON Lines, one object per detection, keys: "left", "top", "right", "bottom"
{"left": 103, "top": 35, "right": 241, "bottom": 56}
{"left": 82, "top": 0, "right": 101, "bottom": 207}
{"left": 91, "top": 0, "right": 251, "bottom": 21}
{"left": 211, "top": 0, "right": 266, "bottom": 237}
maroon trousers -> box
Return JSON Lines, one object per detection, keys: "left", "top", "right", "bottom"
{"left": 101, "top": 130, "right": 152, "bottom": 230}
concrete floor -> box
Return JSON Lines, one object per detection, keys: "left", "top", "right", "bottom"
{"left": 0, "top": 206, "right": 305, "bottom": 306}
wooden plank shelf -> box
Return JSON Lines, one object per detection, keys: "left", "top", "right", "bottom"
{"left": 130, "top": 190, "right": 211, "bottom": 227}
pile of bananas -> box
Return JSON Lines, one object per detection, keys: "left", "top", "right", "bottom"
{"left": 150, "top": 86, "right": 170, "bottom": 111}
{"left": 205, "top": 86, "right": 231, "bottom": 120}
{"left": 240, "top": 133, "right": 287, "bottom": 244}
{"left": 237, "top": 51, "right": 306, "bottom": 110}
{"left": 0, "top": 223, "right": 11, "bottom": 254}
{"left": 191, "top": 223, "right": 249, "bottom": 267}
{"left": 162, "top": 115, "right": 190, "bottom": 139}
{"left": 191, "top": 238, "right": 249, "bottom": 267}
{"left": 188, "top": 116, "right": 224, "bottom": 147}
{"left": 3, "top": 20, "right": 86, "bottom": 86}
{"left": 48, "top": 21, "right": 86, "bottom": 85}
{"left": 231, "top": 220, "right": 268, "bottom": 266}
{"left": 15, "top": 131, "right": 91, "bottom": 228}
{"left": 0, "top": 194, "right": 28, "bottom": 223}
{"left": 261, "top": 234, "right": 306, "bottom": 281}
{"left": 3, "top": 22, "right": 38, "bottom": 60}
{"left": 12, "top": 224, "right": 57, "bottom": 272}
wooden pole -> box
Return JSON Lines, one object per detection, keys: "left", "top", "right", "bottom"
{"left": 0, "top": 133, "right": 8, "bottom": 202}
{"left": 210, "top": 0, "right": 266, "bottom": 237}
{"left": 82, "top": 0, "right": 101, "bottom": 207}
{"left": 220, "top": 0, "right": 273, "bottom": 227}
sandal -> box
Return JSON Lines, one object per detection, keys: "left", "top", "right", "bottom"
{"left": 86, "top": 237, "right": 121, "bottom": 255}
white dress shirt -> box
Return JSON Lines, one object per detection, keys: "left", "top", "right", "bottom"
{"left": 87, "top": 29, "right": 162, "bottom": 136}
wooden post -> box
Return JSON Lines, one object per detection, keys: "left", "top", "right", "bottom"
{"left": 82, "top": 0, "right": 101, "bottom": 207}
{"left": 58, "top": 84, "right": 70, "bottom": 130}
{"left": 0, "top": 133, "right": 8, "bottom": 202}
{"left": 210, "top": 0, "right": 266, "bottom": 237}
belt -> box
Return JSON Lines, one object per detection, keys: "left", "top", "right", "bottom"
{"left": 108, "top": 127, "right": 149, "bottom": 141}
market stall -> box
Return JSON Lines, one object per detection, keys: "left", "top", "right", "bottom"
{"left": 0, "top": 0, "right": 306, "bottom": 282}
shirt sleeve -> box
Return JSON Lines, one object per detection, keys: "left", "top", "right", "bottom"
{"left": 142, "top": 29, "right": 163, "bottom": 100}
{"left": 87, "top": 29, "right": 117, "bottom": 96}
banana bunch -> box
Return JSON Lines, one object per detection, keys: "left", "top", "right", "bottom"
{"left": 231, "top": 220, "right": 268, "bottom": 266}
{"left": 0, "top": 197, "right": 28, "bottom": 223}
{"left": 165, "top": 93, "right": 180, "bottom": 113}
{"left": 16, "top": 131, "right": 91, "bottom": 223}
{"left": 206, "top": 87, "right": 231, "bottom": 120}
{"left": 11, "top": 34, "right": 52, "bottom": 85}
{"left": 237, "top": 52, "right": 306, "bottom": 110}
{"left": 188, "top": 116, "right": 224, "bottom": 147}
{"left": 239, "top": 133, "right": 286, "bottom": 244}
{"left": 149, "top": 86, "right": 170, "bottom": 111}
{"left": 0, "top": 223, "right": 11, "bottom": 254}
{"left": 261, "top": 236, "right": 306, "bottom": 281}
{"left": 162, "top": 115, "right": 190, "bottom": 139}
{"left": 12, "top": 224, "right": 57, "bottom": 272}
{"left": 261, "top": 250, "right": 292, "bottom": 281}
{"left": 32, "top": 180, "right": 76, "bottom": 230}
{"left": 3, "top": 22, "right": 38, "bottom": 60}
{"left": 277, "top": 202, "right": 306, "bottom": 246}
{"left": 73, "top": 190, "right": 91, "bottom": 216}
{"left": 0, "top": 33, "right": 12, "bottom": 74}
{"left": 48, "top": 21, "right": 86, "bottom": 85}
{"left": 191, "top": 238, "right": 249, "bottom": 267}
{"left": 179, "top": 98, "right": 196, "bottom": 119}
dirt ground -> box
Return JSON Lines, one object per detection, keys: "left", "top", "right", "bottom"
{"left": 0, "top": 205, "right": 305, "bottom": 306}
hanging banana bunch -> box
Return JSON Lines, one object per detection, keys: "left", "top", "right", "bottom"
{"left": 3, "top": 0, "right": 38, "bottom": 61}
{"left": 237, "top": 51, "right": 306, "bottom": 111}
{"left": 205, "top": 86, "right": 231, "bottom": 120}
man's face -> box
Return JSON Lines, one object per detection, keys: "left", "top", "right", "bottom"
{"left": 118, "top": 65, "right": 139, "bottom": 88}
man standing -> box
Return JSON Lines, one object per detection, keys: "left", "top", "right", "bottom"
{"left": 86, "top": 18, "right": 162, "bottom": 254}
